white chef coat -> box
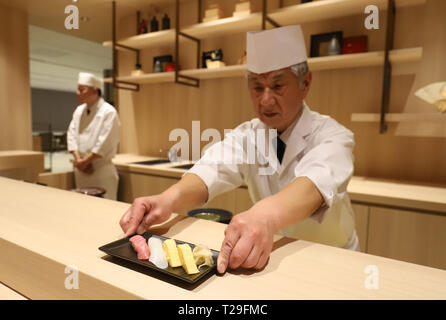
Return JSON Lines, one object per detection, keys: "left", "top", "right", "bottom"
{"left": 188, "top": 102, "right": 359, "bottom": 251}
{"left": 67, "top": 97, "right": 120, "bottom": 200}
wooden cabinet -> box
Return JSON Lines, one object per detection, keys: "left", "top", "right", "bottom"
{"left": 118, "top": 171, "right": 251, "bottom": 216}
{"left": 366, "top": 206, "right": 446, "bottom": 270}
{"left": 118, "top": 172, "right": 178, "bottom": 204}
{"left": 234, "top": 187, "right": 253, "bottom": 214}
{"left": 351, "top": 203, "right": 369, "bottom": 253}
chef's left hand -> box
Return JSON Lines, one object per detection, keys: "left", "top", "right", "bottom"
{"left": 75, "top": 158, "right": 90, "bottom": 172}
{"left": 217, "top": 206, "right": 277, "bottom": 273}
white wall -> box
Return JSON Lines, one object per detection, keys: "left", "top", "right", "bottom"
{"left": 29, "top": 25, "right": 112, "bottom": 92}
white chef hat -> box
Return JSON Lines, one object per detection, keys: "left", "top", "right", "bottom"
{"left": 247, "top": 25, "right": 307, "bottom": 74}
{"left": 78, "top": 72, "right": 103, "bottom": 89}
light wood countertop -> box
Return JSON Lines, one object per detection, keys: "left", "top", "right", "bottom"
{"left": 113, "top": 154, "right": 446, "bottom": 214}
{"left": 0, "top": 282, "right": 27, "bottom": 300}
{"left": 112, "top": 153, "right": 193, "bottom": 179}
{"left": 1, "top": 176, "right": 445, "bottom": 299}
{"left": 0, "top": 150, "right": 44, "bottom": 182}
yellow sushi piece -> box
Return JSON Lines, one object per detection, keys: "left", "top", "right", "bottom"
{"left": 177, "top": 244, "right": 199, "bottom": 275}
{"left": 162, "top": 239, "right": 182, "bottom": 268}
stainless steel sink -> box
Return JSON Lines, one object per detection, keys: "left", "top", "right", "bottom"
{"left": 131, "top": 159, "right": 172, "bottom": 166}
{"left": 171, "top": 163, "right": 195, "bottom": 170}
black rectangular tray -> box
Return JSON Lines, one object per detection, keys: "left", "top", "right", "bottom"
{"left": 98, "top": 233, "right": 219, "bottom": 284}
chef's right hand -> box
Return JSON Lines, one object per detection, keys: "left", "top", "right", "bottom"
{"left": 119, "top": 195, "right": 173, "bottom": 237}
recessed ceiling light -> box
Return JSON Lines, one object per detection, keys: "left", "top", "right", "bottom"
{"left": 72, "top": 0, "right": 78, "bottom": 3}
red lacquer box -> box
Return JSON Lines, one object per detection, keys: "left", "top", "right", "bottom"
{"left": 343, "top": 36, "right": 368, "bottom": 54}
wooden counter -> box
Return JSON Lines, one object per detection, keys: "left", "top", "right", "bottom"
{"left": 1, "top": 176, "right": 445, "bottom": 299}
{"left": 0, "top": 283, "right": 27, "bottom": 300}
{"left": 0, "top": 150, "right": 44, "bottom": 182}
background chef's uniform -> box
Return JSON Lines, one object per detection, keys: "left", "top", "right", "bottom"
{"left": 187, "top": 25, "right": 360, "bottom": 251}
{"left": 67, "top": 74, "right": 120, "bottom": 200}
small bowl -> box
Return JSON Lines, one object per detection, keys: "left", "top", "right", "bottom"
{"left": 193, "top": 212, "right": 221, "bottom": 222}
{"left": 188, "top": 208, "right": 233, "bottom": 224}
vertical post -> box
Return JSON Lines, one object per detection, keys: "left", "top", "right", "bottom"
{"left": 137, "top": 11, "right": 140, "bottom": 35}
{"left": 262, "top": 0, "right": 267, "bottom": 30}
{"left": 197, "top": 0, "right": 202, "bottom": 68}
{"left": 380, "top": 0, "right": 395, "bottom": 134}
{"left": 112, "top": 0, "right": 117, "bottom": 89}
{"left": 175, "top": 0, "right": 180, "bottom": 83}
{"left": 198, "top": 0, "right": 202, "bottom": 23}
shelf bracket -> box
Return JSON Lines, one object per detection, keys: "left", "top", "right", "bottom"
{"left": 112, "top": 0, "right": 140, "bottom": 92}
{"left": 380, "top": 0, "right": 395, "bottom": 134}
{"left": 175, "top": 0, "right": 200, "bottom": 88}
{"left": 262, "top": 0, "right": 281, "bottom": 30}
{"left": 114, "top": 80, "right": 140, "bottom": 92}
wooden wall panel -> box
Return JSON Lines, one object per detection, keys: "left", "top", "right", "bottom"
{"left": 116, "top": 0, "right": 446, "bottom": 185}
{"left": 0, "top": 4, "right": 32, "bottom": 151}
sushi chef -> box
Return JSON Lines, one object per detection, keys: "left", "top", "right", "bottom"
{"left": 119, "top": 25, "right": 358, "bottom": 273}
{"left": 67, "top": 72, "right": 120, "bottom": 200}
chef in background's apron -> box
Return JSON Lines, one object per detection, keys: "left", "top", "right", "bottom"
{"left": 67, "top": 72, "right": 120, "bottom": 200}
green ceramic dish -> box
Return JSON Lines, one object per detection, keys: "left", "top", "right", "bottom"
{"left": 194, "top": 212, "right": 220, "bottom": 222}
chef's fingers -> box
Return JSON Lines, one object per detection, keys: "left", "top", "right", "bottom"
{"left": 124, "top": 200, "right": 150, "bottom": 237}
{"left": 240, "top": 242, "right": 262, "bottom": 269}
{"left": 254, "top": 251, "right": 269, "bottom": 270}
{"left": 228, "top": 234, "right": 254, "bottom": 270}
{"left": 136, "top": 204, "right": 158, "bottom": 235}
{"left": 119, "top": 208, "right": 132, "bottom": 233}
{"left": 217, "top": 228, "right": 241, "bottom": 274}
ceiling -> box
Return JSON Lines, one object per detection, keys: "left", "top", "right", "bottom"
{"left": 0, "top": 0, "right": 183, "bottom": 43}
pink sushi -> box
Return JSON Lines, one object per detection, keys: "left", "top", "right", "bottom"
{"left": 129, "top": 235, "right": 150, "bottom": 260}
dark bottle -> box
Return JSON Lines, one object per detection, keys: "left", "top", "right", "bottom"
{"left": 150, "top": 16, "right": 159, "bottom": 32}
{"left": 162, "top": 14, "right": 170, "bottom": 30}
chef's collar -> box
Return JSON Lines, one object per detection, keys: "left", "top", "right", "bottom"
{"left": 279, "top": 101, "right": 312, "bottom": 144}
{"left": 85, "top": 97, "right": 102, "bottom": 115}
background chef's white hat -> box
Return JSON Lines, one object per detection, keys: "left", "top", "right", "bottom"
{"left": 247, "top": 25, "right": 307, "bottom": 74}
{"left": 78, "top": 72, "right": 102, "bottom": 89}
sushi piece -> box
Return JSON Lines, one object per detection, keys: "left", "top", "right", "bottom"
{"left": 148, "top": 237, "right": 168, "bottom": 269}
{"left": 177, "top": 244, "right": 199, "bottom": 275}
{"left": 129, "top": 235, "right": 150, "bottom": 260}
{"left": 162, "top": 239, "right": 182, "bottom": 267}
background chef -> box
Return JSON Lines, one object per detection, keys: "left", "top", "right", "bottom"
{"left": 67, "top": 72, "right": 120, "bottom": 200}
{"left": 120, "top": 25, "right": 358, "bottom": 273}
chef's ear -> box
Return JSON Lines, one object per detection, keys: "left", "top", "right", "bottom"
{"left": 302, "top": 72, "right": 312, "bottom": 88}
{"left": 300, "top": 80, "right": 309, "bottom": 93}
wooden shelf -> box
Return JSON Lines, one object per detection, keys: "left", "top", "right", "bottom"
{"left": 103, "top": 29, "right": 175, "bottom": 50}
{"left": 309, "top": 47, "right": 422, "bottom": 71}
{"left": 103, "top": 0, "right": 425, "bottom": 51}
{"left": 104, "top": 72, "right": 175, "bottom": 84}
{"left": 269, "top": 0, "right": 426, "bottom": 26}
{"left": 104, "top": 47, "right": 422, "bottom": 84}
{"left": 351, "top": 113, "right": 446, "bottom": 123}
{"left": 183, "top": 13, "right": 262, "bottom": 40}
{"left": 180, "top": 64, "right": 247, "bottom": 79}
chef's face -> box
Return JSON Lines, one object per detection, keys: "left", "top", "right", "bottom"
{"left": 77, "top": 85, "right": 98, "bottom": 104}
{"left": 248, "top": 68, "right": 311, "bottom": 133}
